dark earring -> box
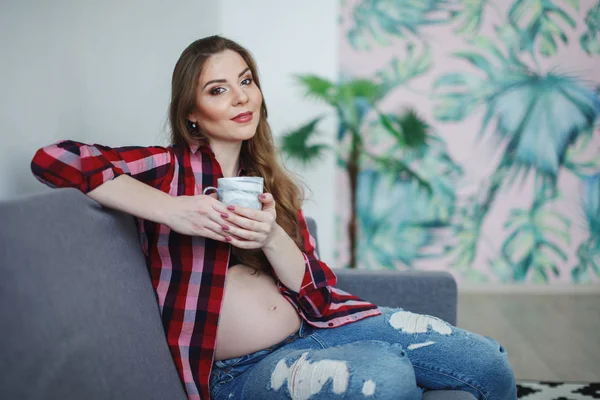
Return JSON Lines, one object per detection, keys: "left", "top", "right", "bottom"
{"left": 191, "top": 122, "right": 197, "bottom": 130}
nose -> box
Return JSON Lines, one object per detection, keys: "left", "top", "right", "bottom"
{"left": 232, "top": 86, "right": 249, "bottom": 105}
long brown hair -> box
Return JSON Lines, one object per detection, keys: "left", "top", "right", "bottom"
{"left": 169, "top": 35, "right": 304, "bottom": 273}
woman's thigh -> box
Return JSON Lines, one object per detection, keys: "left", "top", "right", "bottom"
{"left": 214, "top": 339, "right": 421, "bottom": 400}
{"left": 313, "top": 307, "right": 517, "bottom": 400}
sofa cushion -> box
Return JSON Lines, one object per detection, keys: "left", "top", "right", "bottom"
{"left": 0, "top": 188, "right": 187, "bottom": 400}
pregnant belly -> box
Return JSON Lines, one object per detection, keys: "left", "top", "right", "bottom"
{"left": 214, "top": 264, "right": 302, "bottom": 361}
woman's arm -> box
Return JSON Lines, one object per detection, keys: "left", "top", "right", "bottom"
{"left": 31, "top": 140, "right": 172, "bottom": 193}
{"left": 213, "top": 195, "right": 337, "bottom": 301}
{"left": 262, "top": 224, "right": 305, "bottom": 292}
{"left": 274, "top": 209, "right": 338, "bottom": 317}
{"left": 31, "top": 140, "right": 229, "bottom": 242}
{"left": 87, "top": 174, "right": 172, "bottom": 224}
{"left": 87, "top": 175, "right": 228, "bottom": 242}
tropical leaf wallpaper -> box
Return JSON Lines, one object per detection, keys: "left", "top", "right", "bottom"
{"left": 337, "top": 0, "right": 600, "bottom": 284}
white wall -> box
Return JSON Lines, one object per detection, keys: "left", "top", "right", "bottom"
{"left": 0, "top": 0, "right": 219, "bottom": 196}
{"left": 218, "top": 0, "right": 339, "bottom": 266}
{"left": 0, "top": 0, "right": 338, "bottom": 266}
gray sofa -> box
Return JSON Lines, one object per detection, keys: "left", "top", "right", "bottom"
{"left": 0, "top": 188, "right": 475, "bottom": 400}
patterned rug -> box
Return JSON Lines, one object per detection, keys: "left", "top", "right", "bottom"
{"left": 517, "top": 381, "right": 600, "bottom": 399}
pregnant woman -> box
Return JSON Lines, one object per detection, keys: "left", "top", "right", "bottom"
{"left": 31, "top": 35, "right": 516, "bottom": 400}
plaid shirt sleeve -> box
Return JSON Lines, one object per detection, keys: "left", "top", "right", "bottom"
{"left": 31, "top": 140, "right": 172, "bottom": 193}
{"left": 277, "top": 209, "right": 338, "bottom": 317}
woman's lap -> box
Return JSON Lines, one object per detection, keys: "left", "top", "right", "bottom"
{"left": 314, "top": 307, "right": 517, "bottom": 399}
{"left": 210, "top": 306, "right": 517, "bottom": 400}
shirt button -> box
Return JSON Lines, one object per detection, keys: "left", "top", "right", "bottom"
{"left": 328, "top": 322, "right": 334, "bottom": 327}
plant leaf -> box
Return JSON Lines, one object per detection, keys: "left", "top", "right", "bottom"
{"left": 346, "top": 0, "right": 454, "bottom": 48}
{"left": 453, "top": 51, "right": 495, "bottom": 77}
{"left": 508, "top": 0, "right": 578, "bottom": 57}
{"left": 280, "top": 116, "right": 331, "bottom": 165}
{"left": 395, "top": 109, "right": 429, "bottom": 148}
{"left": 453, "top": 0, "right": 489, "bottom": 36}
{"left": 579, "top": 2, "right": 600, "bottom": 55}
{"left": 376, "top": 44, "right": 433, "bottom": 90}
{"left": 295, "top": 75, "right": 336, "bottom": 105}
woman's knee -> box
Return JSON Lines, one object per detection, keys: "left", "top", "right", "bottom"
{"left": 265, "top": 340, "right": 421, "bottom": 400}
{"left": 476, "top": 337, "right": 517, "bottom": 399}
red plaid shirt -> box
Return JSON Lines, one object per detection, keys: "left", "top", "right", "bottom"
{"left": 31, "top": 140, "right": 381, "bottom": 400}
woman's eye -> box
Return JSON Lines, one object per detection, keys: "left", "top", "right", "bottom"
{"left": 209, "top": 78, "right": 251, "bottom": 95}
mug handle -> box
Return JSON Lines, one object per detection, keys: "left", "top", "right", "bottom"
{"left": 202, "top": 186, "right": 218, "bottom": 195}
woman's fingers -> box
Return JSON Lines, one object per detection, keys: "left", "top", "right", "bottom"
{"left": 202, "top": 231, "right": 228, "bottom": 242}
{"left": 198, "top": 220, "right": 228, "bottom": 241}
{"left": 221, "top": 223, "right": 261, "bottom": 241}
{"left": 207, "top": 210, "right": 230, "bottom": 226}
{"left": 226, "top": 236, "right": 262, "bottom": 249}
{"left": 258, "top": 193, "right": 276, "bottom": 211}
{"left": 212, "top": 203, "right": 269, "bottom": 222}
{"left": 221, "top": 212, "right": 270, "bottom": 233}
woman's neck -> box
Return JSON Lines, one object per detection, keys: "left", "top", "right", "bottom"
{"left": 209, "top": 140, "right": 243, "bottom": 177}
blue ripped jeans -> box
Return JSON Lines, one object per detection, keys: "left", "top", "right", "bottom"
{"left": 209, "top": 307, "right": 517, "bottom": 400}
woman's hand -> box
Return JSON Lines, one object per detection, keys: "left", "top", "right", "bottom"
{"left": 211, "top": 193, "right": 279, "bottom": 249}
{"left": 165, "top": 193, "right": 230, "bottom": 242}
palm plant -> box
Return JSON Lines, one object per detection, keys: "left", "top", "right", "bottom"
{"left": 280, "top": 75, "right": 430, "bottom": 269}
{"left": 572, "top": 173, "right": 600, "bottom": 282}
{"left": 450, "top": 0, "right": 490, "bottom": 35}
{"left": 500, "top": 189, "right": 571, "bottom": 282}
{"left": 508, "top": 0, "right": 580, "bottom": 57}
{"left": 347, "top": 0, "right": 455, "bottom": 49}
{"left": 434, "top": 30, "right": 600, "bottom": 274}
{"left": 580, "top": 1, "right": 600, "bottom": 55}
{"left": 355, "top": 131, "right": 462, "bottom": 270}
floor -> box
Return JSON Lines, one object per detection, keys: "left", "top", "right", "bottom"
{"left": 457, "top": 293, "right": 600, "bottom": 382}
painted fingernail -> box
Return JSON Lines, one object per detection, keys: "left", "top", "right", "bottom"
{"left": 227, "top": 205, "right": 235, "bottom": 211}
{"left": 259, "top": 194, "right": 266, "bottom": 199}
{"left": 222, "top": 225, "right": 230, "bottom": 231}
{"left": 225, "top": 236, "right": 232, "bottom": 242}
{"left": 221, "top": 213, "right": 228, "bottom": 219}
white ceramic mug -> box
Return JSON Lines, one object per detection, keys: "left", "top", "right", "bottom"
{"left": 202, "top": 177, "right": 264, "bottom": 210}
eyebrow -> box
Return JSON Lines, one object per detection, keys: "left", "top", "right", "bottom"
{"left": 202, "top": 67, "right": 251, "bottom": 90}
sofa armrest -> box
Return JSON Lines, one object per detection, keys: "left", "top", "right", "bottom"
{"left": 334, "top": 269, "right": 457, "bottom": 326}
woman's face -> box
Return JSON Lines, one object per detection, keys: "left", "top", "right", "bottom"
{"left": 189, "top": 49, "right": 263, "bottom": 145}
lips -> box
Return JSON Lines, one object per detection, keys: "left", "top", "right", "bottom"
{"left": 231, "top": 111, "right": 253, "bottom": 123}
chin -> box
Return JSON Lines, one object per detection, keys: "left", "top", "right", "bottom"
{"left": 232, "top": 122, "right": 259, "bottom": 141}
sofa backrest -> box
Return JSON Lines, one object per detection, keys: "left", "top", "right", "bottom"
{"left": 0, "top": 188, "right": 187, "bottom": 400}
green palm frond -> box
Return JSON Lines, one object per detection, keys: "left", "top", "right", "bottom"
{"left": 338, "top": 79, "right": 384, "bottom": 105}
{"left": 501, "top": 199, "right": 571, "bottom": 282}
{"left": 295, "top": 75, "right": 337, "bottom": 105}
{"left": 347, "top": 0, "right": 455, "bottom": 50}
{"left": 564, "top": 129, "right": 600, "bottom": 177}
{"left": 434, "top": 43, "right": 599, "bottom": 179}
{"left": 451, "top": 0, "right": 489, "bottom": 35}
{"left": 280, "top": 116, "right": 331, "bottom": 165}
{"left": 572, "top": 171, "right": 599, "bottom": 283}
{"left": 580, "top": 1, "right": 600, "bottom": 55}
{"left": 375, "top": 43, "right": 433, "bottom": 91}
{"left": 363, "top": 118, "right": 463, "bottom": 217}
{"left": 296, "top": 75, "right": 383, "bottom": 107}
{"left": 581, "top": 173, "right": 600, "bottom": 238}
{"left": 356, "top": 168, "right": 451, "bottom": 269}
{"left": 396, "top": 109, "right": 429, "bottom": 148}
{"left": 366, "top": 153, "right": 432, "bottom": 195}
{"left": 509, "top": 0, "right": 578, "bottom": 57}
{"left": 379, "top": 109, "right": 428, "bottom": 149}
{"left": 565, "top": 0, "right": 580, "bottom": 9}
{"left": 572, "top": 172, "right": 599, "bottom": 283}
